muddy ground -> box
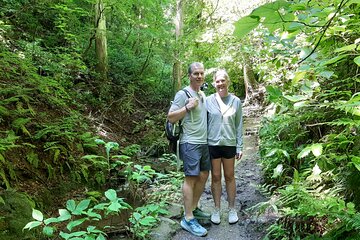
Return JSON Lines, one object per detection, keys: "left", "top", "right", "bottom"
{"left": 150, "top": 108, "right": 278, "bottom": 240}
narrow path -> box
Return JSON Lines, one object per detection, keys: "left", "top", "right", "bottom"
{"left": 157, "top": 115, "right": 276, "bottom": 240}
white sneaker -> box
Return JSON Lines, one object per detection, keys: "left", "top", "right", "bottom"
{"left": 228, "top": 208, "right": 239, "bottom": 224}
{"left": 210, "top": 208, "right": 221, "bottom": 224}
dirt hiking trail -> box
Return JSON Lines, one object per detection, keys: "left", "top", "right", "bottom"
{"left": 151, "top": 111, "right": 277, "bottom": 240}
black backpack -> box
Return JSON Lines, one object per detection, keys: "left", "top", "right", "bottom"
{"left": 165, "top": 89, "right": 192, "bottom": 153}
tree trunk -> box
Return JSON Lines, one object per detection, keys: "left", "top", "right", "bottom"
{"left": 173, "top": 0, "right": 183, "bottom": 94}
{"left": 95, "top": 0, "right": 108, "bottom": 79}
{"left": 243, "top": 60, "right": 258, "bottom": 106}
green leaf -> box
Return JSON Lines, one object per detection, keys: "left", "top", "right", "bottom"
{"left": 81, "top": 155, "right": 106, "bottom": 161}
{"left": 322, "top": 55, "right": 348, "bottom": 65}
{"left": 87, "top": 210, "right": 102, "bottom": 220}
{"left": 354, "top": 56, "right": 360, "bottom": 66}
{"left": 272, "top": 164, "right": 283, "bottom": 178}
{"left": 346, "top": 202, "right": 356, "bottom": 214}
{"left": 266, "top": 85, "right": 283, "bottom": 103}
{"left": 67, "top": 218, "right": 87, "bottom": 231}
{"left": 23, "top": 221, "right": 42, "bottom": 230}
{"left": 265, "top": 149, "right": 278, "bottom": 157}
{"left": 66, "top": 199, "right": 76, "bottom": 212}
{"left": 139, "top": 216, "right": 157, "bottom": 226}
{"left": 294, "top": 101, "right": 309, "bottom": 109}
{"left": 96, "top": 234, "right": 106, "bottom": 240}
{"left": 93, "top": 203, "right": 107, "bottom": 210}
{"left": 293, "top": 169, "right": 299, "bottom": 183}
{"left": 43, "top": 226, "right": 54, "bottom": 236}
{"left": 143, "top": 165, "right": 152, "bottom": 171}
{"left": 351, "top": 156, "right": 360, "bottom": 172}
{"left": 311, "top": 144, "right": 323, "bottom": 157}
{"left": 292, "top": 71, "right": 306, "bottom": 85}
{"left": 74, "top": 199, "right": 91, "bottom": 214}
{"left": 95, "top": 139, "right": 105, "bottom": 145}
{"left": 133, "top": 212, "right": 142, "bottom": 221}
{"left": 58, "top": 209, "right": 71, "bottom": 221}
{"left": 108, "top": 202, "right": 122, "bottom": 212}
{"left": 44, "top": 217, "right": 59, "bottom": 225}
{"left": 105, "top": 189, "right": 117, "bottom": 201}
{"left": 283, "top": 95, "right": 309, "bottom": 102}
{"left": 334, "top": 44, "right": 356, "bottom": 53}
{"left": 87, "top": 225, "right": 103, "bottom": 234}
{"left": 319, "top": 71, "right": 334, "bottom": 79}
{"left": 32, "top": 209, "right": 43, "bottom": 221}
{"left": 251, "top": 0, "right": 289, "bottom": 19}
{"left": 233, "top": 16, "right": 260, "bottom": 39}
{"left": 59, "top": 231, "right": 70, "bottom": 239}
{"left": 66, "top": 231, "right": 87, "bottom": 237}
{"left": 297, "top": 147, "right": 311, "bottom": 159}
{"left": 251, "top": 0, "right": 292, "bottom": 32}
{"left": 148, "top": 204, "right": 159, "bottom": 212}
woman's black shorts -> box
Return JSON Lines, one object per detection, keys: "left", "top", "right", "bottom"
{"left": 208, "top": 146, "right": 236, "bottom": 159}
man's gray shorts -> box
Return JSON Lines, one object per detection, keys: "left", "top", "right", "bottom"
{"left": 179, "top": 143, "right": 211, "bottom": 176}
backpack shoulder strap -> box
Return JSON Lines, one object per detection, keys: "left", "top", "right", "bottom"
{"left": 182, "top": 88, "right": 192, "bottom": 98}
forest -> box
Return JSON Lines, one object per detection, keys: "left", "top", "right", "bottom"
{"left": 0, "top": 0, "right": 359, "bottom": 239}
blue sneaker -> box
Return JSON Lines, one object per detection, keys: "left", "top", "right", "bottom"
{"left": 180, "top": 217, "right": 207, "bottom": 237}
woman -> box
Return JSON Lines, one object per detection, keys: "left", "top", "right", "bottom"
{"left": 206, "top": 69, "right": 243, "bottom": 224}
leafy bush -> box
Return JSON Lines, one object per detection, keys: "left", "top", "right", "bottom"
{"left": 23, "top": 189, "right": 131, "bottom": 240}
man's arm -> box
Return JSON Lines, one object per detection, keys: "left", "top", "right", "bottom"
{"left": 167, "top": 107, "right": 187, "bottom": 124}
{"left": 167, "top": 98, "right": 199, "bottom": 123}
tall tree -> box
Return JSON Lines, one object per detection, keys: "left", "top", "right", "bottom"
{"left": 173, "top": 0, "right": 183, "bottom": 92}
{"left": 243, "top": 57, "right": 258, "bottom": 105}
{"left": 95, "top": 0, "right": 108, "bottom": 79}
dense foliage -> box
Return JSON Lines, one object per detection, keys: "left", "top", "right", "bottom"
{"left": 234, "top": 0, "right": 360, "bottom": 238}
{"left": 1, "top": 0, "right": 359, "bottom": 239}
{"left": 0, "top": 0, "right": 187, "bottom": 239}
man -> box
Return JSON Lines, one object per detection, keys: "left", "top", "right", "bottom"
{"left": 167, "top": 62, "right": 211, "bottom": 237}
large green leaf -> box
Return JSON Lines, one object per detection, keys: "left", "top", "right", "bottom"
{"left": 23, "top": 221, "right": 42, "bottom": 230}
{"left": 105, "top": 189, "right": 117, "bottom": 201}
{"left": 321, "top": 55, "right": 348, "bottom": 66}
{"left": 233, "top": 16, "right": 260, "bottom": 39}
{"left": 251, "top": 0, "right": 289, "bottom": 19}
{"left": 66, "top": 199, "right": 76, "bottom": 212}
{"left": 32, "top": 209, "right": 43, "bottom": 221}
{"left": 42, "top": 226, "right": 54, "bottom": 236}
{"left": 352, "top": 156, "right": 360, "bottom": 172}
{"left": 334, "top": 44, "right": 357, "bottom": 53}
{"left": 67, "top": 218, "right": 87, "bottom": 231}
{"left": 250, "top": 0, "right": 293, "bottom": 32}
{"left": 354, "top": 56, "right": 360, "bottom": 66}
{"left": 74, "top": 199, "right": 91, "bottom": 214}
{"left": 139, "top": 216, "right": 157, "bottom": 226}
{"left": 58, "top": 209, "right": 71, "bottom": 221}
{"left": 311, "top": 144, "right": 323, "bottom": 157}
{"left": 266, "top": 85, "right": 283, "bottom": 103}
{"left": 283, "top": 95, "right": 309, "bottom": 102}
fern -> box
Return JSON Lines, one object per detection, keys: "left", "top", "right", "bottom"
{"left": 26, "top": 151, "right": 39, "bottom": 168}
{"left": 12, "top": 117, "right": 32, "bottom": 136}
{"left": 0, "top": 105, "right": 10, "bottom": 116}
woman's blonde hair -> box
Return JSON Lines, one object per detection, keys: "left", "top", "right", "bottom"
{"left": 213, "top": 69, "right": 230, "bottom": 84}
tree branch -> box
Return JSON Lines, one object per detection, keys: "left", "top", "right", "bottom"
{"left": 298, "top": 0, "right": 349, "bottom": 64}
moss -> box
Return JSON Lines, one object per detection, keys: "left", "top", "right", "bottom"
{"left": 0, "top": 190, "right": 36, "bottom": 240}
